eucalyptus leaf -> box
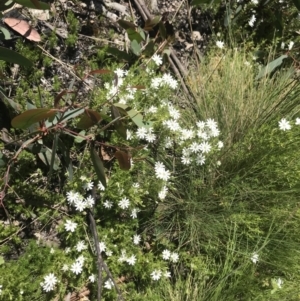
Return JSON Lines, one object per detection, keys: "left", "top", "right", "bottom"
{"left": 256, "top": 55, "right": 288, "bottom": 79}
{"left": 14, "top": 0, "right": 50, "bottom": 9}
{"left": 130, "top": 40, "right": 141, "bottom": 56}
{"left": 0, "top": 46, "right": 32, "bottom": 68}
{"left": 90, "top": 146, "right": 106, "bottom": 188}
{"left": 38, "top": 146, "right": 60, "bottom": 170}
{"left": 0, "top": 26, "right": 11, "bottom": 40}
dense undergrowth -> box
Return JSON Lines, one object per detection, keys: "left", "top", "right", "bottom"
{"left": 1, "top": 1, "right": 300, "bottom": 301}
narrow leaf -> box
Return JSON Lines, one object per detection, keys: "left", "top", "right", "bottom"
{"left": 256, "top": 55, "right": 288, "bottom": 79}
{"left": 292, "top": 0, "right": 300, "bottom": 11}
{"left": 14, "top": 0, "right": 50, "bottom": 9}
{"left": 0, "top": 46, "right": 32, "bottom": 68}
{"left": 90, "top": 147, "right": 106, "bottom": 188}
{"left": 60, "top": 107, "right": 84, "bottom": 123}
{"left": 38, "top": 146, "right": 60, "bottom": 170}
{"left": 49, "top": 133, "right": 59, "bottom": 176}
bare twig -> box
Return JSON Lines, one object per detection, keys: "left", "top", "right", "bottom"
{"left": 88, "top": 206, "right": 125, "bottom": 301}
{"left": 88, "top": 187, "right": 125, "bottom": 301}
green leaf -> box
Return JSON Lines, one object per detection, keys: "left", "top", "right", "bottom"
{"left": 0, "top": 0, "right": 14, "bottom": 12}
{"left": 74, "top": 130, "right": 86, "bottom": 143}
{"left": 11, "top": 108, "right": 58, "bottom": 129}
{"left": 60, "top": 107, "right": 84, "bottom": 123}
{"left": 0, "top": 86, "right": 21, "bottom": 111}
{"left": 131, "top": 40, "right": 141, "bottom": 56}
{"left": 0, "top": 46, "right": 32, "bottom": 68}
{"left": 292, "top": 0, "right": 300, "bottom": 11}
{"left": 14, "top": 0, "right": 50, "bottom": 9}
{"left": 127, "top": 28, "right": 145, "bottom": 43}
{"left": 114, "top": 103, "right": 153, "bottom": 129}
{"left": 106, "top": 46, "right": 132, "bottom": 61}
{"left": 0, "top": 255, "right": 4, "bottom": 265}
{"left": 256, "top": 55, "right": 288, "bottom": 79}
{"left": 191, "top": 0, "right": 221, "bottom": 5}
{"left": 90, "top": 146, "right": 106, "bottom": 188}
{"left": 0, "top": 26, "right": 11, "bottom": 40}
{"left": 144, "top": 40, "right": 155, "bottom": 56}
{"left": 49, "top": 133, "right": 59, "bottom": 176}
{"left": 38, "top": 146, "right": 60, "bottom": 170}
{"left": 114, "top": 150, "right": 131, "bottom": 170}
{"left": 224, "top": 8, "right": 233, "bottom": 27}
{"left": 128, "top": 109, "right": 153, "bottom": 128}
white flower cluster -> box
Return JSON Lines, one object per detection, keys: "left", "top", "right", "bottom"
{"left": 155, "top": 162, "right": 171, "bottom": 182}
{"left": 104, "top": 68, "right": 132, "bottom": 103}
{"left": 150, "top": 269, "right": 171, "bottom": 281}
{"left": 118, "top": 249, "right": 137, "bottom": 265}
{"left": 136, "top": 127, "right": 156, "bottom": 142}
{"left": 278, "top": 117, "right": 300, "bottom": 131}
{"left": 216, "top": 40, "right": 224, "bottom": 49}
{"left": 40, "top": 273, "right": 58, "bottom": 292}
{"left": 162, "top": 249, "right": 179, "bottom": 263}
{"left": 64, "top": 220, "right": 77, "bottom": 232}
{"left": 164, "top": 118, "right": 223, "bottom": 167}
{"left": 104, "top": 279, "right": 115, "bottom": 290}
{"left": 281, "top": 41, "right": 294, "bottom": 51}
{"left": 66, "top": 179, "right": 104, "bottom": 212}
{"left": 151, "top": 73, "right": 178, "bottom": 90}
{"left": 251, "top": 252, "right": 259, "bottom": 264}
{"left": 133, "top": 234, "right": 141, "bottom": 245}
{"left": 249, "top": 14, "right": 256, "bottom": 27}
{"left": 66, "top": 191, "right": 95, "bottom": 211}
{"left": 70, "top": 256, "right": 85, "bottom": 275}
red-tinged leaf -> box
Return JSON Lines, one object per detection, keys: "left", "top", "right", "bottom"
{"left": 11, "top": 108, "right": 58, "bottom": 129}
{"left": 90, "top": 147, "right": 106, "bottom": 188}
{"left": 3, "top": 18, "right": 41, "bottom": 42}
{"left": 82, "top": 69, "right": 112, "bottom": 82}
{"left": 115, "top": 150, "right": 131, "bottom": 170}
{"left": 130, "top": 85, "right": 146, "bottom": 90}
{"left": 54, "top": 90, "right": 75, "bottom": 108}
{"left": 77, "top": 109, "right": 102, "bottom": 129}
{"left": 89, "top": 69, "right": 112, "bottom": 75}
